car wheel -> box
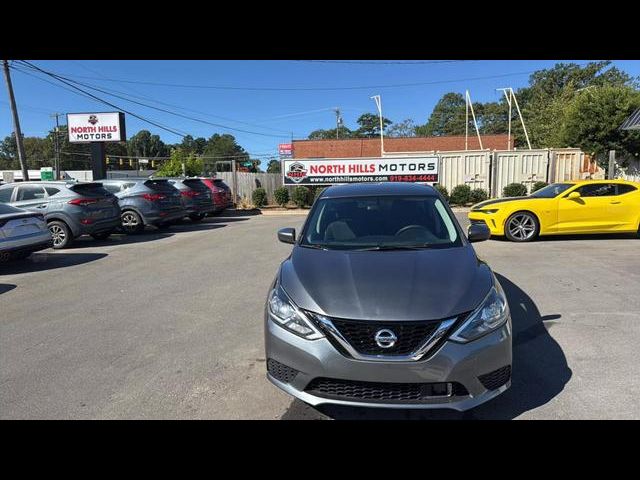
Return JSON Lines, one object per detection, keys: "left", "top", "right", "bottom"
{"left": 48, "top": 221, "right": 73, "bottom": 249}
{"left": 121, "top": 210, "right": 144, "bottom": 234}
{"left": 505, "top": 212, "right": 539, "bottom": 242}
{"left": 189, "top": 213, "right": 205, "bottom": 223}
{"left": 91, "top": 230, "right": 113, "bottom": 240}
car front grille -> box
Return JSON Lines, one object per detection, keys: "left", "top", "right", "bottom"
{"left": 267, "top": 359, "right": 299, "bottom": 384}
{"left": 305, "top": 377, "right": 469, "bottom": 403}
{"left": 478, "top": 365, "right": 511, "bottom": 390}
{"left": 326, "top": 318, "right": 441, "bottom": 356}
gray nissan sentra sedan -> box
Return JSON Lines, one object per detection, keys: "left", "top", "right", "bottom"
{"left": 265, "top": 183, "right": 512, "bottom": 411}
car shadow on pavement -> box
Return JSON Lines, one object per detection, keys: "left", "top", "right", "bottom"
{"left": 202, "top": 217, "right": 251, "bottom": 224}
{"left": 281, "top": 272, "right": 571, "bottom": 420}
{"left": 491, "top": 233, "right": 638, "bottom": 242}
{"left": 67, "top": 231, "right": 175, "bottom": 248}
{"left": 0, "top": 284, "right": 17, "bottom": 295}
{"left": 0, "top": 252, "right": 108, "bottom": 274}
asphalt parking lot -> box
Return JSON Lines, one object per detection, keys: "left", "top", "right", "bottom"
{"left": 1, "top": 211, "right": 639, "bottom": 419}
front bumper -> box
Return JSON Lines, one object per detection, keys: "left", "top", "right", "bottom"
{"left": 0, "top": 238, "right": 53, "bottom": 260}
{"left": 265, "top": 314, "right": 512, "bottom": 411}
{"left": 467, "top": 212, "right": 504, "bottom": 236}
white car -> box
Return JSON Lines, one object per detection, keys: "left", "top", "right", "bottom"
{"left": 0, "top": 204, "right": 53, "bottom": 262}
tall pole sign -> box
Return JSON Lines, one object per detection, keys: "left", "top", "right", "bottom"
{"left": 67, "top": 112, "right": 126, "bottom": 180}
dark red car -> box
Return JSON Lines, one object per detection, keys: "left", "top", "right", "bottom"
{"left": 200, "top": 177, "right": 233, "bottom": 214}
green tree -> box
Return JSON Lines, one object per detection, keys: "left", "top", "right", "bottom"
{"left": 560, "top": 85, "right": 640, "bottom": 166}
{"left": 155, "top": 148, "right": 203, "bottom": 177}
{"left": 416, "top": 93, "right": 468, "bottom": 136}
{"left": 266, "top": 159, "right": 281, "bottom": 173}
{"left": 308, "top": 127, "right": 354, "bottom": 139}
{"left": 202, "top": 133, "right": 249, "bottom": 173}
{"left": 386, "top": 119, "right": 417, "bottom": 137}
{"left": 127, "top": 130, "right": 168, "bottom": 158}
{"left": 355, "top": 113, "right": 392, "bottom": 138}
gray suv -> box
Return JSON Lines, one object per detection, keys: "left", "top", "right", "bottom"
{"left": 101, "top": 178, "right": 185, "bottom": 234}
{"left": 265, "top": 183, "right": 512, "bottom": 411}
{"left": 166, "top": 178, "right": 216, "bottom": 222}
{"left": 0, "top": 181, "right": 121, "bottom": 249}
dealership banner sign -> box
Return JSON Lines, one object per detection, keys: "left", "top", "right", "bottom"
{"left": 67, "top": 112, "right": 126, "bottom": 143}
{"left": 283, "top": 157, "right": 439, "bottom": 185}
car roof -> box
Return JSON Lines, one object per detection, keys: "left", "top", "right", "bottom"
{"left": 320, "top": 182, "right": 437, "bottom": 199}
{"left": 560, "top": 179, "right": 639, "bottom": 185}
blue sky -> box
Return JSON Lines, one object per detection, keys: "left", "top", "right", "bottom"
{"left": 2, "top": 60, "right": 639, "bottom": 159}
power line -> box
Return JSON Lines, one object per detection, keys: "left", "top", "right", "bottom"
{"left": 14, "top": 61, "right": 295, "bottom": 139}
{"left": 17, "top": 68, "right": 540, "bottom": 91}
{"left": 294, "top": 60, "right": 469, "bottom": 65}
{"left": 67, "top": 61, "right": 300, "bottom": 136}
{"left": 13, "top": 61, "right": 188, "bottom": 139}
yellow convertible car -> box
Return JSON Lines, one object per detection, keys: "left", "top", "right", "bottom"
{"left": 468, "top": 180, "right": 640, "bottom": 242}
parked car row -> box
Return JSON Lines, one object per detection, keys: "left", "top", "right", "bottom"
{"left": 0, "top": 176, "right": 232, "bottom": 259}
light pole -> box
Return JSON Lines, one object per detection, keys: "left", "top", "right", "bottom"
{"left": 371, "top": 95, "right": 384, "bottom": 156}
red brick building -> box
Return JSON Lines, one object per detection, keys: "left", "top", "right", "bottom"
{"left": 292, "top": 135, "right": 513, "bottom": 159}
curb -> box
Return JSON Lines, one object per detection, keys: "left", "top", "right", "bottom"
{"left": 259, "top": 210, "right": 310, "bottom": 216}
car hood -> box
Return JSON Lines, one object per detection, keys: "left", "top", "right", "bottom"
{"left": 279, "top": 245, "right": 493, "bottom": 321}
{"left": 471, "top": 197, "right": 529, "bottom": 210}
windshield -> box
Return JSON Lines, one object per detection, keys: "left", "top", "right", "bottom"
{"left": 300, "top": 195, "right": 461, "bottom": 250}
{"left": 530, "top": 183, "right": 574, "bottom": 198}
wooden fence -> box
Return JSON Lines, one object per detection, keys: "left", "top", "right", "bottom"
{"left": 216, "top": 172, "right": 283, "bottom": 204}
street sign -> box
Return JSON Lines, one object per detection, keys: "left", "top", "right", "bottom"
{"left": 40, "top": 167, "right": 54, "bottom": 181}
{"left": 283, "top": 156, "right": 439, "bottom": 185}
{"left": 279, "top": 143, "right": 293, "bottom": 157}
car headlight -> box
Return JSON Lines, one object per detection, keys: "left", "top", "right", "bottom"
{"left": 449, "top": 283, "right": 509, "bottom": 343}
{"left": 268, "top": 285, "right": 323, "bottom": 340}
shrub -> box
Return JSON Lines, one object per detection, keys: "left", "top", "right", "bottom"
{"left": 252, "top": 188, "right": 267, "bottom": 207}
{"left": 503, "top": 182, "right": 528, "bottom": 197}
{"left": 292, "top": 186, "right": 310, "bottom": 208}
{"left": 449, "top": 184, "right": 472, "bottom": 205}
{"left": 274, "top": 186, "right": 289, "bottom": 207}
{"left": 434, "top": 184, "right": 449, "bottom": 202}
{"left": 469, "top": 188, "right": 489, "bottom": 204}
{"left": 531, "top": 181, "right": 548, "bottom": 193}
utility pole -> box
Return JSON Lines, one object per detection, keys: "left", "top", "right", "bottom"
{"left": 51, "top": 113, "right": 62, "bottom": 180}
{"left": 3, "top": 60, "right": 29, "bottom": 181}
{"left": 608, "top": 150, "right": 616, "bottom": 180}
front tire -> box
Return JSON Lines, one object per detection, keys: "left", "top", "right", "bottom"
{"left": 121, "top": 210, "right": 144, "bottom": 234}
{"left": 48, "top": 220, "right": 73, "bottom": 249}
{"left": 505, "top": 212, "right": 539, "bottom": 242}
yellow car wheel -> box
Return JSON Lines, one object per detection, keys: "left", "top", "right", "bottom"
{"left": 505, "top": 211, "right": 540, "bottom": 242}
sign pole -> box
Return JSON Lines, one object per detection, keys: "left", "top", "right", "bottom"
{"left": 90, "top": 142, "right": 107, "bottom": 180}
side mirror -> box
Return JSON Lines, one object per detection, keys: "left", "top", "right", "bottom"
{"left": 566, "top": 191, "right": 581, "bottom": 200}
{"left": 278, "top": 227, "right": 296, "bottom": 244}
{"left": 467, "top": 223, "right": 491, "bottom": 243}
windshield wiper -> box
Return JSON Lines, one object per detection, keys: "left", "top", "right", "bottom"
{"left": 299, "top": 244, "right": 329, "bottom": 250}
{"left": 353, "top": 244, "right": 435, "bottom": 251}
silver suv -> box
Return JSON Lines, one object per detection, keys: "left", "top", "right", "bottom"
{"left": 0, "top": 181, "right": 121, "bottom": 249}
{"left": 265, "top": 183, "right": 512, "bottom": 411}
{"left": 101, "top": 178, "right": 185, "bottom": 234}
